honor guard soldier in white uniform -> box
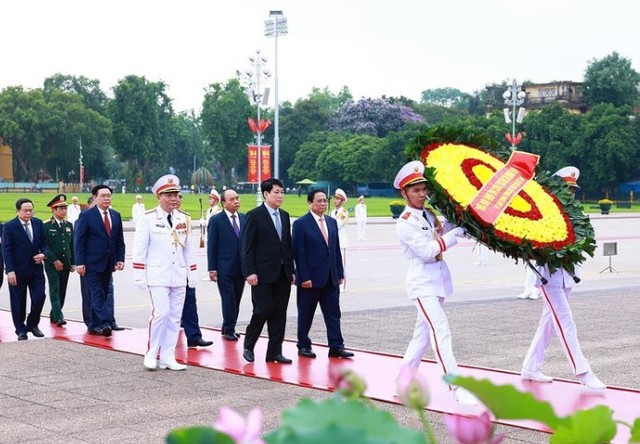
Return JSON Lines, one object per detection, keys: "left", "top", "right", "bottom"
{"left": 393, "top": 161, "right": 477, "bottom": 405}
{"left": 205, "top": 189, "right": 222, "bottom": 225}
{"left": 133, "top": 174, "right": 197, "bottom": 371}
{"left": 521, "top": 166, "right": 606, "bottom": 390}
{"left": 330, "top": 188, "right": 349, "bottom": 290}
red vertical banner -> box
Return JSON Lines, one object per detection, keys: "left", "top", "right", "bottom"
{"left": 261, "top": 145, "right": 271, "bottom": 181}
{"left": 247, "top": 145, "right": 259, "bottom": 183}
{"left": 80, "top": 165, "right": 85, "bottom": 185}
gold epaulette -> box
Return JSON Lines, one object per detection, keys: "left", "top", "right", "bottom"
{"left": 145, "top": 209, "right": 155, "bottom": 214}
{"left": 178, "top": 209, "right": 190, "bottom": 217}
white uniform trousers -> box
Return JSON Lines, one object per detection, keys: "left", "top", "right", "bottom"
{"left": 522, "top": 285, "right": 591, "bottom": 376}
{"left": 401, "top": 296, "right": 460, "bottom": 383}
{"left": 356, "top": 220, "right": 366, "bottom": 240}
{"left": 145, "top": 286, "right": 186, "bottom": 363}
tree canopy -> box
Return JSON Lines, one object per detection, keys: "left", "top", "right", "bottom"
{"left": 584, "top": 52, "right": 640, "bottom": 107}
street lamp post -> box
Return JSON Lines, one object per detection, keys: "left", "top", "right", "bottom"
{"left": 243, "top": 50, "right": 271, "bottom": 205}
{"left": 79, "top": 136, "right": 84, "bottom": 191}
{"left": 502, "top": 80, "right": 527, "bottom": 150}
{"left": 265, "top": 10, "right": 288, "bottom": 179}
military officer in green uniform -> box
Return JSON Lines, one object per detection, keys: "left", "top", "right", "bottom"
{"left": 44, "top": 194, "right": 75, "bottom": 326}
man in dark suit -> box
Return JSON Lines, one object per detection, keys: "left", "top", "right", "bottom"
{"left": 43, "top": 194, "right": 75, "bottom": 327}
{"left": 293, "top": 189, "right": 354, "bottom": 359}
{"left": 2, "top": 198, "right": 51, "bottom": 340}
{"left": 208, "top": 188, "right": 246, "bottom": 341}
{"left": 74, "top": 185, "right": 126, "bottom": 337}
{"left": 241, "top": 178, "right": 295, "bottom": 363}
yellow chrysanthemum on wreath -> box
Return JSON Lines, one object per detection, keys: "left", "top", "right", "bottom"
{"left": 422, "top": 143, "right": 574, "bottom": 248}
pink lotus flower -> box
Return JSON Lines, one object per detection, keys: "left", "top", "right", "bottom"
{"left": 396, "top": 364, "right": 429, "bottom": 409}
{"left": 444, "top": 412, "right": 504, "bottom": 444}
{"left": 214, "top": 407, "right": 265, "bottom": 444}
{"left": 329, "top": 366, "right": 367, "bottom": 398}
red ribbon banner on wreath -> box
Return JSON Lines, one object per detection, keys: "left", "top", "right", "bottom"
{"left": 469, "top": 150, "right": 540, "bottom": 225}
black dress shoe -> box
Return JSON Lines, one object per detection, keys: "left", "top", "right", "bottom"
{"left": 266, "top": 354, "right": 293, "bottom": 364}
{"left": 222, "top": 333, "right": 239, "bottom": 341}
{"left": 88, "top": 327, "right": 112, "bottom": 337}
{"left": 110, "top": 324, "right": 125, "bottom": 331}
{"left": 243, "top": 349, "right": 255, "bottom": 362}
{"left": 56, "top": 319, "right": 67, "bottom": 327}
{"left": 29, "top": 327, "right": 45, "bottom": 338}
{"left": 17, "top": 333, "right": 28, "bottom": 341}
{"left": 188, "top": 338, "right": 213, "bottom": 348}
{"left": 298, "top": 348, "right": 317, "bottom": 358}
{"left": 234, "top": 333, "right": 241, "bottom": 339}
{"left": 328, "top": 349, "right": 355, "bottom": 358}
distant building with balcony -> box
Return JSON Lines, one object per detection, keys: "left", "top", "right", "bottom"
{"left": 486, "top": 81, "right": 588, "bottom": 114}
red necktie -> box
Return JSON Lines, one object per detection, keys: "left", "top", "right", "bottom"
{"left": 103, "top": 211, "right": 111, "bottom": 236}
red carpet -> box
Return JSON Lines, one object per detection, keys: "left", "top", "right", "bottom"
{"left": 1, "top": 310, "right": 636, "bottom": 442}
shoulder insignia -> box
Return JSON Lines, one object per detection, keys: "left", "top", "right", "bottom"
{"left": 178, "top": 209, "right": 190, "bottom": 216}
{"left": 145, "top": 209, "right": 155, "bottom": 214}
{"left": 401, "top": 212, "right": 411, "bottom": 220}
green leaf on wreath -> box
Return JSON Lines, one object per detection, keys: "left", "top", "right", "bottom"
{"left": 549, "top": 406, "right": 616, "bottom": 444}
{"left": 264, "top": 398, "right": 425, "bottom": 444}
{"left": 165, "top": 426, "right": 235, "bottom": 444}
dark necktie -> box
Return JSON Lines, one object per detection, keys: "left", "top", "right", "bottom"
{"left": 167, "top": 213, "right": 173, "bottom": 228}
{"left": 103, "top": 211, "right": 111, "bottom": 236}
{"left": 231, "top": 214, "right": 240, "bottom": 237}
{"left": 422, "top": 210, "right": 432, "bottom": 227}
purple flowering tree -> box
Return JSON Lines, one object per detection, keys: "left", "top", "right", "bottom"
{"left": 326, "top": 97, "right": 423, "bottom": 138}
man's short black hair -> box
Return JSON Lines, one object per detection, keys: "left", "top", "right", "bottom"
{"left": 15, "top": 198, "right": 33, "bottom": 210}
{"left": 261, "top": 178, "right": 284, "bottom": 194}
{"left": 91, "top": 184, "right": 113, "bottom": 196}
{"left": 307, "top": 188, "right": 326, "bottom": 203}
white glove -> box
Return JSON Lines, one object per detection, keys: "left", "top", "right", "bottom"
{"left": 199, "top": 218, "right": 206, "bottom": 226}
{"left": 135, "top": 280, "right": 148, "bottom": 291}
{"left": 454, "top": 227, "right": 467, "bottom": 238}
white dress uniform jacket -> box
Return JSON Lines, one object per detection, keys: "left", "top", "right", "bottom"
{"left": 396, "top": 206, "right": 460, "bottom": 299}
{"left": 132, "top": 207, "right": 197, "bottom": 289}
{"left": 330, "top": 206, "right": 349, "bottom": 249}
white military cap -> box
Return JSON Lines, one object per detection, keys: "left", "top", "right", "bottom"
{"left": 209, "top": 189, "right": 220, "bottom": 201}
{"left": 334, "top": 188, "right": 348, "bottom": 202}
{"left": 152, "top": 174, "right": 180, "bottom": 195}
{"left": 394, "top": 160, "right": 427, "bottom": 189}
{"left": 554, "top": 166, "right": 580, "bottom": 188}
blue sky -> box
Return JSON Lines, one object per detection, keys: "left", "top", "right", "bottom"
{"left": 3, "top": 0, "right": 638, "bottom": 112}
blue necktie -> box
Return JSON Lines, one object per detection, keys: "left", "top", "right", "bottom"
{"left": 273, "top": 211, "right": 282, "bottom": 240}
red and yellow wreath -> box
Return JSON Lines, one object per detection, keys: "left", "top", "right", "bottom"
{"left": 406, "top": 126, "right": 596, "bottom": 273}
